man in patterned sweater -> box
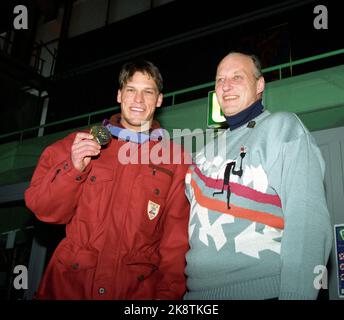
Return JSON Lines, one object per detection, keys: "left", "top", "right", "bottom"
{"left": 184, "top": 51, "right": 333, "bottom": 300}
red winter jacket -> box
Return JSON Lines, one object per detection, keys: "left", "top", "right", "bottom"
{"left": 25, "top": 122, "right": 190, "bottom": 300}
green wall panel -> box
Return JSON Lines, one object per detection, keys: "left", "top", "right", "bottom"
{"left": 156, "top": 97, "right": 208, "bottom": 132}
{"left": 264, "top": 65, "right": 344, "bottom": 114}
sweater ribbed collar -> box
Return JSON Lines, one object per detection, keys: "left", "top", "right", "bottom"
{"left": 225, "top": 99, "right": 264, "bottom": 130}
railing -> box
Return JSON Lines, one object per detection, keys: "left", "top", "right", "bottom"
{"left": 1, "top": 48, "right": 343, "bottom": 143}
{"left": 0, "top": 34, "right": 46, "bottom": 76}
{"left": 164, "top": 48, "right": 344, "bottom": 104}
{"left": 32, "top": 39, "right": 58, "bottom": 78}
{"left": 0, "top": 106, "right": 120, "bottom": 143}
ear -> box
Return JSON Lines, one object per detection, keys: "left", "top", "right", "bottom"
{"left": 256, "top": 77, "right": 265, "bottom": 96}
{"left": 117, "top": 89, "right": 122, "bottom": 104}
{"left": 156, "top": 93, "right": 163, "bottom": 108}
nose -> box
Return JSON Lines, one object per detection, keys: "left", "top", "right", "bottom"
{"left": 134, "top": 90, "right": 144, "bottom": 103}
{"left": 222, "top": 78, "right": 233, "bottom": 91}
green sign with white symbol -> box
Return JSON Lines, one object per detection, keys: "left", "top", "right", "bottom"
{"left": 340, "top": 229, "right": 344, "bottom": 241}
{"left": 207, "top": 91, "right": 226, "bottom": 128}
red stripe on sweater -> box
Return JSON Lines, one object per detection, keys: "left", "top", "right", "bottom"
{"left": 191, "top": 178, "right": 285, "bottom": 229}
{"left": 193, "top": 166, "right": 282, "bottom": 208}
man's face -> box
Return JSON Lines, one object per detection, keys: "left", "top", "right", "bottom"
{"left": 117, "top": 71, "right": 163, "bottom": 131}
{"left": 215, "top": 54, "right": 265, "bottom": 117}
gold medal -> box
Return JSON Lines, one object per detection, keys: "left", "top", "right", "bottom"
{"left": 90, "top": 125, "right": 111, "bottom": 145}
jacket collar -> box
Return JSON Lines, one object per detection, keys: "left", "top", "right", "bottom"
{"left": 103, "top": 113, "right": 164, "bottom": 144}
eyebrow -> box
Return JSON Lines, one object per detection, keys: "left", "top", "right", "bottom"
{"left": 216, "top": 70, "right": 246, "bottom": 78}
{"left": 124, "top": 85, "right": 157, "bottom": 91}
{"left": 233, "top": 70, "right": 246, "bottom": 74}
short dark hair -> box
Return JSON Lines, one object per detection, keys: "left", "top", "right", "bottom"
{"left": 225, "top": 51, "right": 263, "bottom": 79}
{"left": 119, "top": 60, "right": 163, "bottom": 93}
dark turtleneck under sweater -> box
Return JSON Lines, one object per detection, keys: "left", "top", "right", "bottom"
{"left": 224, "top": 99, "right": 264, "bottom": 130}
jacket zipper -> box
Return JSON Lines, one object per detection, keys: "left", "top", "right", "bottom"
{"left": 148, "top": 164, "right": 173, "bottom": 177}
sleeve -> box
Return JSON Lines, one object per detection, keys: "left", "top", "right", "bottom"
{"left": 184, "top": 164, "right": 195, "bottom": 203}
{"left": 277, "top": 131, "right": 333, "bottom": 300}
{"left": 25, "top": 135, "right": 91, "bottom": 224}
{"left": 155, "top": 161, "right": 190, "bottom": 299}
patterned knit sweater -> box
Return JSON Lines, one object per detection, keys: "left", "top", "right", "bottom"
{"left": 184, "top": 110, "right": 332, "bottom": 300}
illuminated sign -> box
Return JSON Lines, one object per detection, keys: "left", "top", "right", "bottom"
{"left": 207, "top": 91, "right": 226, "bottom": 128}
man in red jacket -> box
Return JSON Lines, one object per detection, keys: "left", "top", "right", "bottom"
{"left": 25, "top": 60, "right": 190, "bottom": 300}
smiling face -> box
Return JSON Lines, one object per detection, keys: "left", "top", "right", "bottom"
{"left": 117, "top": 71, "right": 163, "bottom": 131}
{"left": 215, "top": 53, "right": 265, "bottom": 117}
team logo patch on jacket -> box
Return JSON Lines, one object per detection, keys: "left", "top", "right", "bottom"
{"left": 147, "top": 200, "right": 160, "bottom": 220}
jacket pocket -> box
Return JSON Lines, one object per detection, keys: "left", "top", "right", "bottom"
{"left": 85, "top": 165, "right": 114, "bottom": 185}
{"left": 55, "top": 243, "right": 98, "bottom": 271}
{"left": 123, "top": 260, "right": 159, "bottom": 299}
{"left": 78, "top": 165, "right": 114, "bottom": 222}
{"left": 44, "top": 243, "right": 98, "bottom": 299}
{"left": 141, "top": 164, "right": 173, "bottom": 200}
{"left": 148, "top": 163, "right": 174, "bottom": 177}
{"left": 127, "top": 165, "right": 173, "bottom": 240}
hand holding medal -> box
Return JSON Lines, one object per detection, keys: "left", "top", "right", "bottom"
{"left": 71, "top": 126, "right": 111, "bottom": 172}
{"left": 89, "top": 125, "right": 112, "bottom": 146}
